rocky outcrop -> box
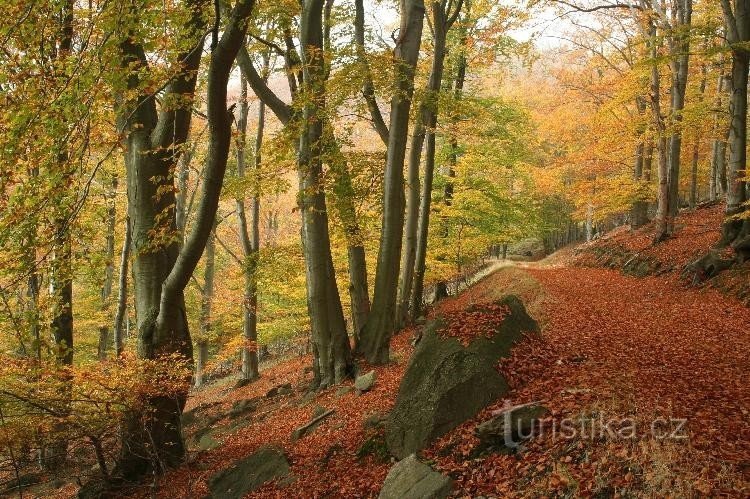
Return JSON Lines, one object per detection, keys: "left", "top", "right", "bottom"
{"left": 378, "top": 454, "right": 452, "bottom": 499}
{"left": 385, "top": 295, "right": 538, "bottom": 459}
{"left": 207, "top": 446, "right": 290, "bottom": 499}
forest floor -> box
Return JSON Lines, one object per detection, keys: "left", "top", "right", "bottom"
{"left": 66, "top": 205, "right": 748, "bottom": 498}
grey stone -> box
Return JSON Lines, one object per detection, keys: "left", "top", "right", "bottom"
{"left": 378, "top": 454, "right": 452, "bottom": 499}
{"left": 354, "top": 370, "right": 376, "bottom": 393}
{"left": 475, "top": 402, "right": 548, "bottom": 450}
{"left": 208, "top": 446, "right": 290, "bottom": 499}
{"left": 386, "top": 295, "right": 538, "bottom": 459}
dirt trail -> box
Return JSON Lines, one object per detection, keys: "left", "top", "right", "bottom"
{"left": 430, "top": 260, "right": 750, "bottom": 497}
{"left": 132, "top": 251, "right": 750, "bottom": 498}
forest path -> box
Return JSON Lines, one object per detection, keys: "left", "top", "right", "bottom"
{"left": 431, "top": 259, "right": 750, "bottom": 496}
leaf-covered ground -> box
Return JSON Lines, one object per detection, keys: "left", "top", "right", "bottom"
{"left": 94, "top": 207, "right": 749, "bottom": 498}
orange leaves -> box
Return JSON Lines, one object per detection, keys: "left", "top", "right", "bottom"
{"left": 435, "top": 303, "right": 510, "bottom": 346}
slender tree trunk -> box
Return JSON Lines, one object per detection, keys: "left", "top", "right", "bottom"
{"left": 631, "top": 97, "right": 648, "bottom": 228}
{"left": 324, "top": 136, "right": 370, "bottom": 344}
{"left": 236, "top": 71, "right": 261, "bottom": 381}
{"left": 411, "top": 6, "right": 466, "bottom": 321}
{"left": 194, "top": 227, "right": 216, "bottom": 388}
{"left": 99, "top": 177, "right": 118, "bottom": 359}
{"left": 359, "top": 0, "right": 425, "bottom": 364}
{"left": 354, "top": 0, "right": 389, "bottom": 144}
{"left": 399, "top": 3, "right": 452, "bottom": 327}
{"left": 648, "top": 19, "right": 670, "bottom": 243}
{"left": 710, "top": 68, "right": 730, "bottom": 201}
{"left": 113, "top": 217, "right": 131, "bottom": 358}
{"left": 667, "top": 0, "right": 693, "bottom": 219}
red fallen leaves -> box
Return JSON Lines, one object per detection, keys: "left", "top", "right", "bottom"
{"left": 436, "top": 304, "right": 510, "bottom": 345}
{"left": 427, "top": 265, "right": 750, "bottom": 497}
{"left": 576, "top": 203, "right": 727, "bottom": 271}
{"left": 100, "top": 225, "right": 749, "bottom": 498}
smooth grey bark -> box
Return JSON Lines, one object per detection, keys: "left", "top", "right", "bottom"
{"left": 631, "top": 96, "right": 649, "bottom": 228}
{"left": 410, "top": 4, "right": 465, "bottom": 321}
{"left": 113, "top": 216, "right": 131, "bottom": 358}
{"left": 646, "top": 18, "right": 670, "bottom": 243}
{"left": 323, "top": 128, "right": 371, "bottom": 345}
{"left": 359, "top": 0, "right": 425, "bottom": 364}
{"left": 115, "top": 0, "right": 255, "bottom": 479}
{"left": 240, "top": 20, "right": 356, "bottom": 383}
{"left": 298, "top": 0, "right": 353, "bottom": 386}
{"left": 710, "top": 69, "right": 730, "bottom": 201}
{"left": 236, "top": 70, "right": 261, "bottom": 381}
{"left": 98, "top": 177, "right": 118, "bottom": 359}
{"left": 688, "top": 61, "right": 708, "bottom": 210}
{"left": 194, "top": 226, "right": 216, "bottom": 388}
{"left": 720, "top": 0, "right": 750, "bottom": 254}
{"left": 398, "top": 0, "right": 460, "bottom": 328}
{"left": 666, "top": 0, "right": 693, "bottom": 219}
{"left": 354, "top": 0, "right": 389, "bottom": 144}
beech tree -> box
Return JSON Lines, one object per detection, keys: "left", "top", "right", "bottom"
{"left": 719, "top": 0, "right": 750, "bottom": 259}
{"left": 358, "top": 0, "right": 426, "bottom": 364}
{"left": 114, "top": 0, "right": 257, "bottom": 478}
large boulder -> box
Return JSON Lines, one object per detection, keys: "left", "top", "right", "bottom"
{"left": 378, "top": 454, "right": 452, "bottom": 499}
{"left": 385, "top": 295, "right": 538, "bottom": 459}
{"left": 207, "top": 446, "right": 290, "bottom": 499}
{"left": 354, "top": 370, "right": 376, "bottom": 393}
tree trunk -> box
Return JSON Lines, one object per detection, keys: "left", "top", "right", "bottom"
{"left": 299, "top": 0, "right": 353, "bottom": 386}
{"left": 667, "top": 0, "right": 693, "bottom": 219}
{"left": 398, "top": 3, "right": 451, "bottom": 327}
{"left": 648, "top": 18, "right": 670, "bottom": 243}
{"left": 99, "top": 177, "right": 118, "bottom": 359}
{"left": 353, "top": 0, "right": 389, "bottom": 144}
{"left": 236, "top": 70, "right": 262, "bottom": 382}
{"left": 359, "top": 0, "right": 425, "bottom": 364}
{"left": 710, "top": 68, "right": 730, "bottom": 201}
{"left": 115, "top": 0, "right": 255, "bottom": 479}
{"left": 113, "top": 217, "right": 131, "bottom": 358}
{"left": 194, "top": 227, "right": 216, "bottom": 388}
{"left": 631, "top": 97, "right": 648, "bottom": 228}
{"left": 721, "top": 50, "right": 749, "bottom": 246}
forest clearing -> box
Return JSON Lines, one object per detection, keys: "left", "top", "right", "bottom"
{"left": 1, "top": 0, "right": 750, "bottom": 497}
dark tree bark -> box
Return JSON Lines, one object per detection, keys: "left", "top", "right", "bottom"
{"left": 113, "top": 217, "right": 131, "bottom": 358}
{"left": 238, "top": 23, "right": 352, "bottom": 386}
{"left": 98, "top": 177, "right": 118, "bottom": 359}
{"left": 236, "top": 70, "right": 261, "bottom": 381}
{"left": 411, "top": 3, "right": 466, "bottom": 321}
{"left": 688, "top": 59, "right": 708, "bottom": 209}
{"left": 298, "top": 0, "right": 353, "bottom": 385}
{"left": 194, "top": 226, "right": 216, "bottom": 388}
{"left": 398, "top": 0, "right": 462, "bottom": 328}
{"left": 647, "top": 17, "right": 670, "bottom": 243}
{"left": 719, "top": 0, "right": 750, "bottom": 256}
{"left": 358, "top": 0, "right": 425, "bottom": 364}
{"left": 666, "top": 0, "right": 693, "bottom": 219}
{"left": 354, "top": 0, "right": 389, "bottom": 145}
{"left": 115, "top": 0, "right": 256, "bottom": 479}
{"left": 631, "top": 96, "right": 649, "bottom": 228}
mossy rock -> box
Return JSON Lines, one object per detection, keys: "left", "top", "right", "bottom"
{"left": 207, "top": 446, "right": 290, "bottom": 499}
{"left": 385, "top": 295, "right": 538, "bottom": 459}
